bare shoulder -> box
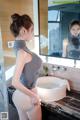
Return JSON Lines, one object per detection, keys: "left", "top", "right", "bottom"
{"left": 17, "top": 49, "right": 27, "bottom": 57}
{"left": 17, "top": 49, "right": 32, "bottom": 64}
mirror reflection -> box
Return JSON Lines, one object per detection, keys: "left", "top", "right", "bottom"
{"left": 39, "top": 1, "right": 80, "bottom": 60}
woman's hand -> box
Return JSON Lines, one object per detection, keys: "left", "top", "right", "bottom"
{"left": 30, "top": 88, "right": 41, "bottom": 105}
{"left": 31, "top": 94, "right": 41, "bottom": 106}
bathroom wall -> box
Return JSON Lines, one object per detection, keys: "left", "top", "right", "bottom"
{"left": 0, "top": 0, "right": 34, "bottom": 53}
{"left": 39, "top": 0, "right": 48, "bottom": 37}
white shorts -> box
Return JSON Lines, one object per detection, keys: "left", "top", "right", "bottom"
{"left": 12, "top": 88, "right": 37, "bottom": 112}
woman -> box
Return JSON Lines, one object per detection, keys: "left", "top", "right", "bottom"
{"left": 10, "top": 13, "right": 42, "bottom": 120}
{"left": 63, "top": 20, "right": 80, "bottom": 59}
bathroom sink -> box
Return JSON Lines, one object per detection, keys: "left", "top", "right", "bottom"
{"left": 36, "top": 76, "right": 70, "bottom": 102}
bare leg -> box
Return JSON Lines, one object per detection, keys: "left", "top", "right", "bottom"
{"left": 12, "top": 90, "right": 30, "bottom": 120}
{"left": 28, "top": 87, "right": 42, "bottom": 120}
{"left": 28, "top": 103, "right": 42, "bottom": 120}
{"left": 17, "top": 107, "right": 29, "bottom": 120}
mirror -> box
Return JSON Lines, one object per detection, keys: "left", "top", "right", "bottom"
{"left": 39, "top": 0, "right": 80, "bottom": 60}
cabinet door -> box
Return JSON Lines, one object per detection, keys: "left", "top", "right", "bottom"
{"left": 42, "top": 105, "right": 60, "bottom": 120}
{"left": 42, "top": 105, "right": 80, "bottom": 120}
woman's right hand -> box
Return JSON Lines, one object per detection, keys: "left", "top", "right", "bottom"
{"left": 31, "top": 94, "right": 41, "bottom": 106}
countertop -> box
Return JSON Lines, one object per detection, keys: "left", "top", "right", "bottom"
{"left": 41, "top": 90, "right": 80, "bottom": 120}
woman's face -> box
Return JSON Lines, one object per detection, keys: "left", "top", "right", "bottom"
{"left": 22, "top": 25, "right": 34, "bottom": 41}
{"left": 70, "top": 24, "right": 80, "bottom": 37}
{"left": 27, "top": 25, "right": 34, "bottom": 40}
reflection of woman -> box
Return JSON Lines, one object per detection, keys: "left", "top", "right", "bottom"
{"left": 10, "top": 13, "right": 42, "bottom": 120}
{"left": 63, "top": 20, "right": 80, "bottom": 59}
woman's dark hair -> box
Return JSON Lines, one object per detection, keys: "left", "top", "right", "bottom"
{"left": 10, "top": 13, "right": 33, "bottom": 37}
{"left": 68, "top": 20, "right": 80, "bottom": 49}
{"left": 69, "top": 20, "right": 80, "bottom": 30}
{"left": 71, "top": 37, "right": 79, "bottom": 49}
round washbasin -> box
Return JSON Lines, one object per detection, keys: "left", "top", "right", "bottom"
{"left": 36, "top": 76, "right": 70, "bottom": 102}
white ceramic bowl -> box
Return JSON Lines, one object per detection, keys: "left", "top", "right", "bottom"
{"left": 36, "top": 76, "right": 70, "bottom": 102}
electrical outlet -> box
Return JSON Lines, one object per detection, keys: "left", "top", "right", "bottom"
{"left": 7, "top": 41, "right": 14, "bottom": 48}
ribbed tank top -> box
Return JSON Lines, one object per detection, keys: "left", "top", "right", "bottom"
{"left": 14, "top": 40, "right": 42, "bottom": 89}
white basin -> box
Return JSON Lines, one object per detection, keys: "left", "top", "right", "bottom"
{"left": 36, "top": 76, "right": 70, "bottom": 102}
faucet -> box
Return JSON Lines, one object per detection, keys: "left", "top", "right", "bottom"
{"left": 52, "top": 65, "right": 67, "bottom": 71}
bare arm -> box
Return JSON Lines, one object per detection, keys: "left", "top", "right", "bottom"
{"left": 62, "top": 39, "right": 68, "bottom": 57}
{"left": 12, "top": 49, "right": 36, "bottom": 97}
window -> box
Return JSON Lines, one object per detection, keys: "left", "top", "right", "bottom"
{"left": 48, "top": 10, "right": 61, "bottom": 55}
{"left": 48, "top": 10, "right": 60, "bottom": 21}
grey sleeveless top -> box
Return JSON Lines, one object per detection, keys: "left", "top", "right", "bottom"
{"left": 14, "top": 40, "right": 42, "bottom": 89}
{"left": 67, "top": 40, "right": 80, "bottom": 59}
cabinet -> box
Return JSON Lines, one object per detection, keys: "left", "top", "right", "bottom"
{"left": 42, "top": 105, "right": 60, "bottom": 120}
{"left": 41, "top": 103, "right": 80, "bottom": 120}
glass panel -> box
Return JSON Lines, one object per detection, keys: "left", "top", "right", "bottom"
{"left": 0, "top": 27, "right": 8, "bottom": 118}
